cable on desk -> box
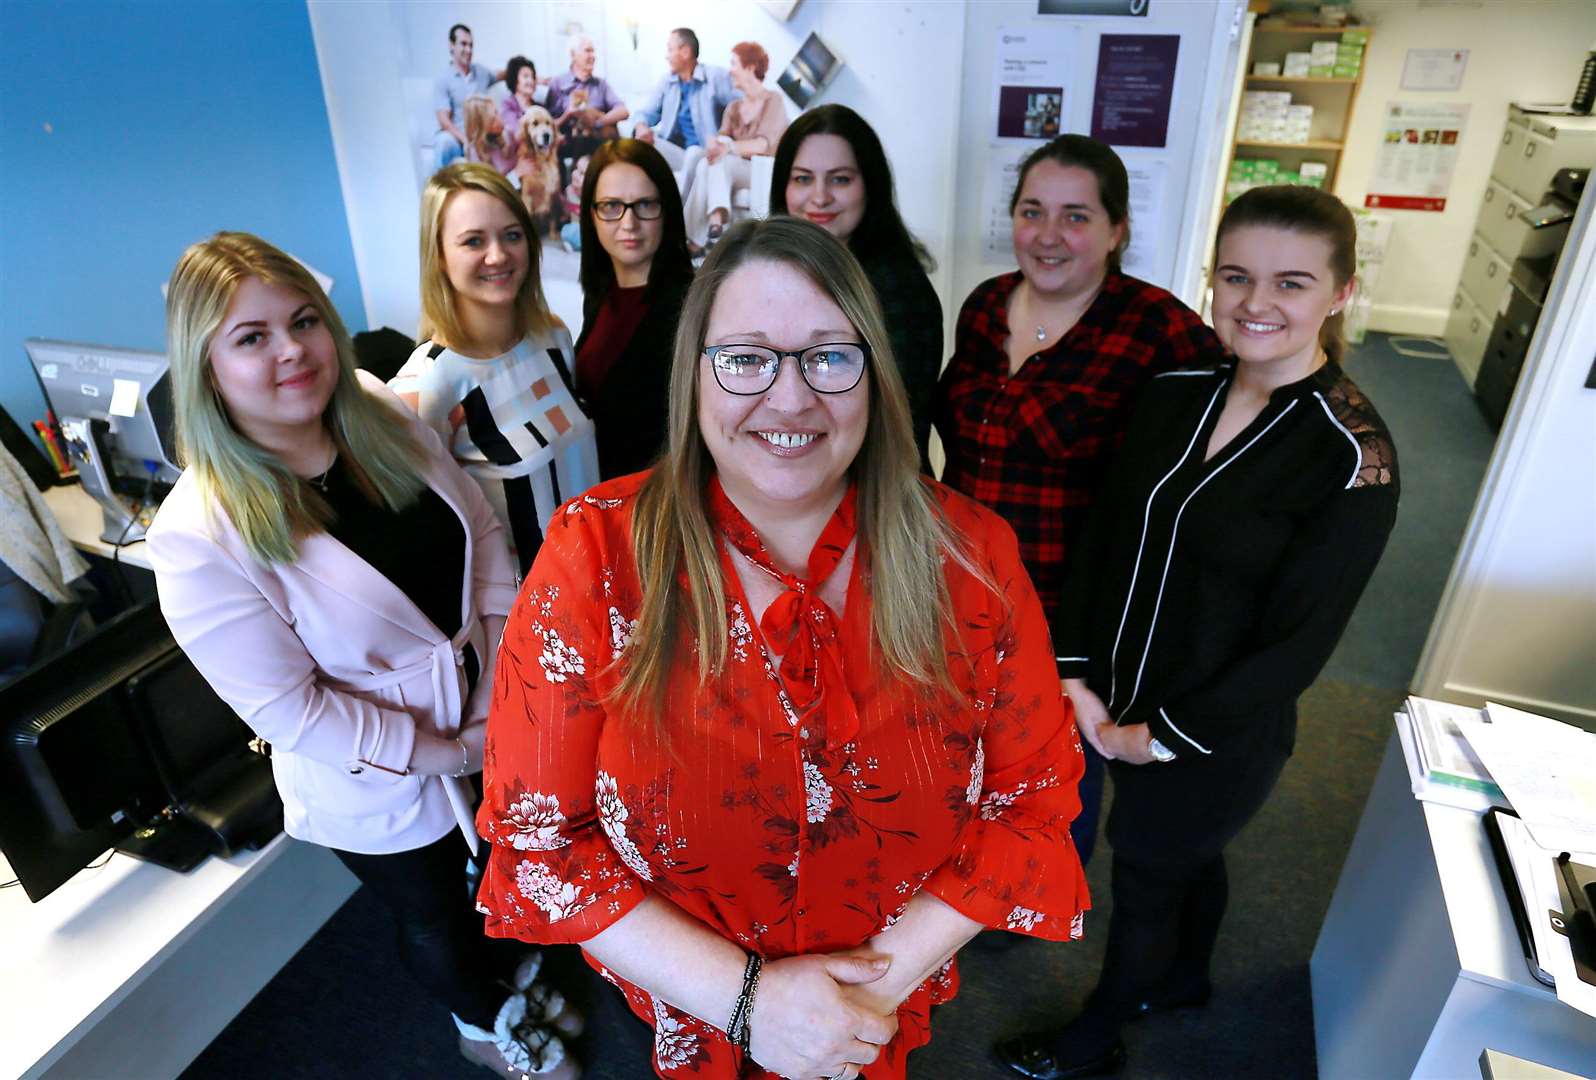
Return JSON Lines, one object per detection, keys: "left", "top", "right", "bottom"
{"left": 109, "top": 465, "right": 158, "bottom": 606}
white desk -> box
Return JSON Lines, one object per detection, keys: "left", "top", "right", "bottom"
{"left": 43, "top": 481, "right": 152, "bottom": 570}
{"left": 1311, "top": 733, "right": 1596, "bottom": 1078}
{"left": 1, "top": 837, "right": 356, "bottom": 1079}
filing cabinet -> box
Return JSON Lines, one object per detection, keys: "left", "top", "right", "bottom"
{"left": 1443, "top": 289, "right": 1493, "bottom": 387}
{"left": 1452, "top": 108, "right": 1596, "bottom": 386}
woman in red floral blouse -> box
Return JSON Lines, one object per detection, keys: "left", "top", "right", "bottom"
{"left": 477, "top": 216, "right": 1088, "bottom": 1080}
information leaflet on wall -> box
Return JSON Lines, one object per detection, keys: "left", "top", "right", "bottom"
{"left": 993, "top": 25, "right": 1077, "bottom": 140}
{"left": 1091, "top": 34, "right": 1179, "bottom": 148}
{"left": 1365, "top": 102, "right": 1469, "bottom": 212}
{"left": 1400, "top": 48, "right": 1469, "bottom": 92}
{"left": 1120, "top": 158, "right": 1168, "bottom": 280}
{"left": 981, "top": 145, "right": 1033, "bottom": 261}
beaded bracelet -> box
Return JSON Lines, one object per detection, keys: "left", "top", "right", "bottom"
{"left": 725, "top": 951, "right": 764, "bottom": 1052}
{"left": 453, "top": 737, "right": 469, "bottom": 777}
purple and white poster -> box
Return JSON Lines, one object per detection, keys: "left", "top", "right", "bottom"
{"left": 1090, "top": 34, "right": 1179, "bottom": 149}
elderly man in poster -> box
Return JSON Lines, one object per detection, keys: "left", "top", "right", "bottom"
{"left": 433, "top": 23, "right": 502, "bottom": 169}
{"left": 548, "top": 35, "right": 628, "bottom": 133}
{"left": 634, "top": 27, "right": 739, "bottom": 197}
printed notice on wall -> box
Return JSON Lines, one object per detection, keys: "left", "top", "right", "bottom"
{"left": 993, "top": 25, "right": 1077, "bottom": 140}
{"left": 1120, "top": 158, "right": 1168, "bottom": 280}
{"left": 981, "top": 145, "right": 1033, "bottom": 261}
{"left": 1091, "top": 35, "right": 1179, "bottom": 148}
{"left": 1401, "top": 48, "right": 1469, "bottom": 92}
{"left": 1365, "top": 102, "right": 1469, "bottom": 212}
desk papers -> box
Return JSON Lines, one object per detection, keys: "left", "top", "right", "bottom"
{"left": 1394, "top": 696, "right": 1507, "bottom": 811}
{"left": 1459, "top": 705, "right": 1596, "bottom": 856}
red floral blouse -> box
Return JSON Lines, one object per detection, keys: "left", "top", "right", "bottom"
{"left": 476, "top": 471, "right": 1088, "bottom": 1078}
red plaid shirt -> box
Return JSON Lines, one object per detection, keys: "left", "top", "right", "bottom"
{"left": 934, "top": 270, "right": 1226, "bottom": 645}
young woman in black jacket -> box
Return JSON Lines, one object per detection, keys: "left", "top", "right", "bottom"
{"left": 770, "top": 105, "right": 943, "bottom": 470}
{"left": 999, "top": 185, "right": 1399, "bottom": 1080}
{"left": 573, "top": 139, "right": 694, "bottom": 479}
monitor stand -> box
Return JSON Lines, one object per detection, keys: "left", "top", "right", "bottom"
{"left": 59, "top": 416, "right": 151, "bottom": 544}
{"left": 117, "top": 814, "right": 213, "bottom": 873}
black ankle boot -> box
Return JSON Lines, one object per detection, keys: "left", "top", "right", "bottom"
{"left": 995, "top": 1020, "right": 1126, "bottom": 1080}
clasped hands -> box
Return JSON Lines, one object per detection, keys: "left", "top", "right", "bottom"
{"left": 1064, "top": 678, "right": 1156, "bottom": 765}
{"left": 748, "top": 950, "right": 899, "bottom": 1080}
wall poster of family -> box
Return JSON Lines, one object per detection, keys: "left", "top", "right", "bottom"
{"left": 390, "top": 2, "right": 809, "bottom": 278}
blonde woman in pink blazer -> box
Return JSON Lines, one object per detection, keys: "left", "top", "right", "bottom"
{"left": 147, "top": 233, "right": 580, "bottom": 1080}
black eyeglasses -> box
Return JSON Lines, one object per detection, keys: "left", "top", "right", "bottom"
{"left": 703, "top": 342, "right": 870, "bottom": 396}
{"left": 593, "top": 197, "right": 663, "bottom": 221}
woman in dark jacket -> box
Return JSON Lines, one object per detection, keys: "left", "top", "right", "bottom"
{"left": 998, "top": 185, "right": 1399, "bottom": 1080}
{"left": 574, "top": 139, "right": 694, "bottom": 479}
{"left": 770, "top": 105, "right": 943, "bottom": 469}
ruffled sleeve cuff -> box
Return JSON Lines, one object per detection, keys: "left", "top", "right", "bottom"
{"left": 478, "top": 831, "right": 649, "bottom": 945}
{"left": 923, "top": 832, "right": 1088, "bottom": 942}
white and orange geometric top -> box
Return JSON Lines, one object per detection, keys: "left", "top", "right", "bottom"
{"left": 391, "top": 327, "right": 599, "bottom": 577}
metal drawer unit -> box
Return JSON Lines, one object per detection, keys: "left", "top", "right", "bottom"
{"left": 1443, "top": 288, "right": 1493, "bottom": 386}
{"left": 1451, "top": 108, "right": 1596, "bottom": 386}
{"left": 1459, "top": 235, "right": 1514, "bottom": 318}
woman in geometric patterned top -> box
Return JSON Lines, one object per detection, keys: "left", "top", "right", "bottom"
{"left": 998, "top": 186, "right": 1399, "bottom": 1080}
{"left": 393, "top": 163, "right": 600, "bottom": 578}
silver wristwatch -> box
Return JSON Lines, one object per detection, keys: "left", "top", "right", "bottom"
{"left": 1148, "top": 737, "right": 1177, "bottom": 763}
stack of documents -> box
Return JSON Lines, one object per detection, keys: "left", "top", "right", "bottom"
{"left": 1460, "top": 703, "right": 1596, "bottom": 860}
{"left": 1393, "top": 695, "right": 1507, "bottom": 811}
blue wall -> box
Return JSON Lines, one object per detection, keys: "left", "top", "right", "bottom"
{"left": 0, "top": 1, "right": 364, "bottom": 436}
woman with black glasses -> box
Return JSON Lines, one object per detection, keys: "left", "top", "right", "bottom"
{"left": 574, "top": 139, "right": 695, "bottom": 480}
{"left": 477, "top": 217, "right": 1087, "bottom": 1079}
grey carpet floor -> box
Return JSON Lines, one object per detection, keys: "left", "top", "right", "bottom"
{"left": 181, "top": 334, "right": 1495, "bottom": 1079}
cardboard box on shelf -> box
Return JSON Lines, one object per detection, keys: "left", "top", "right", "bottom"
{"left": 1254, "top": 61, "right": 1282, "bottom": 76}
{"left": 1309, "top": 65, "right": 1334, "bottom": 78}
{"left": 1340, "top": 28, "right": 1370, "bottom": 45}
{"left": 1332, "top": 62, "right": 1360, "bottom": 79}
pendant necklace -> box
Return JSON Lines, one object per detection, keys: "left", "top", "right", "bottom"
{"left": 306, "top": 453, "right": 337, "bottom": 492}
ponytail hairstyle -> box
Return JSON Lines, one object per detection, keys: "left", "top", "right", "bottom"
{"left": 165, "top": 232, "right": 429, "bottom": 564}
{"left": 1216, "top": 185, "right": 1358, "bottom": 363}
{"left": 1010, "top": 134, "right": 1131, "bottom": 271}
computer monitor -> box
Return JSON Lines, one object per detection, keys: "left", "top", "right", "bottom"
{"left": 0, "top": 602, "right": 279, "bottom": 904}
{"left": 0, "top": 604, "right": 170, "bottom": 902}
{"left": 25, "top": 338, "right": 182, "bottom": 543}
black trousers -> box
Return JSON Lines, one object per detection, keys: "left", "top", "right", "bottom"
{"left": 332, "top": 829, "right": 524, "bottom": 1029}
{"left": 1082, "top": 744, "right": 1290, "bottom": 1032}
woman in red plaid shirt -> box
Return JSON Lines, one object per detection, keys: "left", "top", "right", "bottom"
{"left": 933, "top": 135, "right": 1227, "bottom": 866}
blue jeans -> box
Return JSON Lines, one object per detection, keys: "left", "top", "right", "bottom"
{"left": 434, "top": 131, "right": 464, "bottom": 170}
{"left": 1070, "top": 739, "right": 1107, "bottom": 866}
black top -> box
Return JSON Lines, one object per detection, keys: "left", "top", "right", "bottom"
{"left": 859, "top": 248, "right": 943, "bottom": 471}
{"left": 575, "top": 276, "right": 691, "bottom": 480}
{"left": 1053, "top": 361, "right": 1399, "bottom": 758}
{"left": 318, "top": 454, "right": 469, "bottom": 653}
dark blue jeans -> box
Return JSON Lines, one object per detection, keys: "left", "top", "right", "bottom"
{"left": 1069, "top": 740, "right": 1108, "bottom": 867}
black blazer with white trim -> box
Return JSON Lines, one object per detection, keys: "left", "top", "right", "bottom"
{"left": 1052, "top": 360, "right": 1398, "bottom": 759}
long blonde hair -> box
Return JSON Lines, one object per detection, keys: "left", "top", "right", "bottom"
{"left": 615, "top": 217, "right": 983, "bottom": 716}
{"left": 165, "top": 232, "right": 429, "bottom": 564}
{"left": 418, "top": 162, "right": 554, "bottom": 349}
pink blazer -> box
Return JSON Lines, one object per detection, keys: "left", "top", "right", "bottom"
{"left": 146, "top": 375, "right": 518, "bottom": 854}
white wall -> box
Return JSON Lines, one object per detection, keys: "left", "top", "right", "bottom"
{"left": 1414, "top": 180, "right": 1596, "bottom": 727}
{"left": 1339, "top": 0, "right": 1595, "bottom": 335}
{"left": 309, "top": 0, "right": 966, "bottom": 338}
